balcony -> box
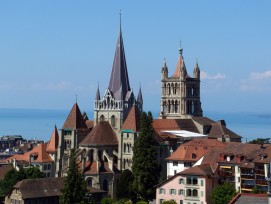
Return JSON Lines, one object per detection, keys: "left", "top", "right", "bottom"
{"left": 241, "top": 174, "right": 254, "bottom": 179}
{"left": 241, "top": 184, "right": 254, "bottom": 189}
{"left": 219, "top": 171, "right": 234, "bottom": 177}
{"left": 255, "top": 169, "right": 265, "bottom": 175}
{"left": 255, "top": 179, "right": 268, "bottom": 186}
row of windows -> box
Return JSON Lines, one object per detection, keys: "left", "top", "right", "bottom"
{"left": 178, "top": 178, "right": 204, "bottom": 186}
{"left": 159, "top": 188, "right": 204, "bottom": 197}
{"left": 160, "top": 200, "right": 204, "bottom": 204}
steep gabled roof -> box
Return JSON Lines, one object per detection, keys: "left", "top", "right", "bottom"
{"left": 80, "top": 121, "right": 118, "bottom": 146}
{"left": 62, "top": 103, "right": 87, "bottom": 129}
{"left": 46, "top": 126, "right": 59, "bottom": 153}
{"left": 122, "top": 105, "right": 141, "bottom": 132}
{"left": 108, "top": 27, "right": 131, "bottom": 100}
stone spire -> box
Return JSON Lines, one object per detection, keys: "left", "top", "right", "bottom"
{"left": 137, "top": 86, "right": 143, "bottom": 104}
{"left": 172, "top": 43, "right": 187, "bottom": 79}
{"left": 108, "top": 18, "right": 131, "bottom": 101}
{"left": 193, "top": 59, "right": 200, "bottom": 79}
{"left": 95, "top": 84, "right": 100, "bottom": 100}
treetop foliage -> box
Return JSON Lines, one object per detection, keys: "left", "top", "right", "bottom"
{"left": 212, "top": 182, "right": 237, "bottom": 204}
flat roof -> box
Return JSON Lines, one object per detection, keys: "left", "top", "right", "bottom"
{"left": 163, "top": 130, "right": 207, "bottom": 138}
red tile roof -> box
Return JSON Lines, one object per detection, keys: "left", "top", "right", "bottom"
{"left": 166, "top": 138, "right": 225, "bottom": 161}
{"left": 5, "top": 143, "right": 53, "bottom": 163}
{"left": 62, "top": 103, "right": 87, "bottom": 129}
{"left": 80, "top": 122, "right": 118, "bottom": 146}
{"left": 179, "top": 164, "right": 214, "bottom": 176}
{"left": 46, "top": 126, "right": 59, "bottom": 153}
{"left": 122, "top": 105, "right": 141, "bottom": 132}
{"left": 208, "top": 122, "right": 242, "bottom": 139}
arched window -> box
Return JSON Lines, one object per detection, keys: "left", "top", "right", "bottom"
{"left": 89, "top": 149, "right": 94, "bottom": 162}
{"left": 100, "top": 115, "right": 105, "bottom": 122}
{"left": 87, "top": 178, "right": 92, "bottom": 187}
{"left": 186, "top": 189, "right": 192, "bottom": 196}
{"left": 124, "top": 143, "right": 127, "bottom": 153}
{"left": 192, "top": 189, "right": 198, "bottom": 197}
{"left": 192, "top": 153, "right": 197, "bottom": 159}
{"left": 103, "top": 179, "right": 108, "bottom": 192}
{"left": 111, "top": 115, "right": 116, "bottom": 127}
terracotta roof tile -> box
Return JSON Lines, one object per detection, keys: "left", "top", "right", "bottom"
{"left": 179, "top": 164, "right": 214, "bottom": 176}
{"left": 167, "top": 138, "right": 225, "bottom": 161}
{"left": 208, "top": 122, "right": 242, "bottom": 139}
{"left": 62, "top": 103, "right": 87, "bottom": 130}
{"left": 46, "top": 126, "right": 59, "bottom": 153}
{"left": 122, "top": 105, "right": 141, "bottom": 132}
{"left": 80, "top": 122, "right": 118, "bottom": 146}
{"left": 5, "top": 143, "right": 53, "bottom": 163}
{"left": 153, "top": 119, "right": 199, "bottom": 136}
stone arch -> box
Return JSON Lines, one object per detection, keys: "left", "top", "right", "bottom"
{"left": 111, "top": 115, "right": 116, "bottom": 127}
{"left": 100, "top": 115, "right": 105, "bottom": 122}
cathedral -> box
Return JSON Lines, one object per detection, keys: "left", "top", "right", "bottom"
{"left": 53, "top": 19, "right": 241, "bottom": 199}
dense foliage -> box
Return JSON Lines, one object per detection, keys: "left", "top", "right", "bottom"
{"left": 249, "top": 137, "right": 270, "bottom": 144}
{"left": 0, "top": 166, "right": 43, "bottom": 197}
{"left": 115, "top": 169, "right": 135, "bottom": 200}
{"left": 162, "top": 201, "right": 177, "bottom": 204}
{"left": 60, "top": 149, "right": 87, "bottom": 204}
{"left": 212, "top": 182, "right": 237, "bottom": 204}
{"left": 132, "top": 111, "right": 161, "bottom": 201}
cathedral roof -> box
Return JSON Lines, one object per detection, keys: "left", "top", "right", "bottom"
{"left": 171, "top": 48, "right": 189, "bottom": 78}
{"left": 80, "top": 121, "right": 118, "bottom": 146}
{"left": 46, "top": 125, "right": 59, "bottom": 153}
{"left": 122, "top": 105, "right": 141, "bottom": 132}
{"left": 62, "top": 103, "right": 87, "bottom": 130}
{"left": 108, "top": 26, "right": 131, "bottom": 100}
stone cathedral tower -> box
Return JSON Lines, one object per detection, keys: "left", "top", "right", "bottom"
{"left": 94, "top": 22, "right": 142, "bottom": 132}
{"left": 159, "top": 46, "right": 203, "bottom": 119}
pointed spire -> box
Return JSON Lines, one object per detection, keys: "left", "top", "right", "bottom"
{"left": 62, "top": 103, "right": 87, "bottom": 129}
{"left": 172, "top": 42, "right": 186, "bottom": 78}
{"left": 108, "top": 15, "right": 131, "bottom": 100}
{"left": 137, "top": 85, "right": 143, "bottom": 104}
{"left": 95, "top": 83, "right": 100, "bottom": 100}
{"left": 46, "top": 125, "right": 59, "bottom": 153}
{"left": 194, "top": 59, "right": 200, "bottom": 79}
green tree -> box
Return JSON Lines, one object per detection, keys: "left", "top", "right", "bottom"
{"left": 162, "top": 201, "right": 177, "bottom": 204}
{"left": 115, "top": 169, "right": 135, "bottom": 200}
{"left": 0, "top": 166, "right": 43, "bottom": 197}
{"left": 249, "top": 138, "right": 270, "bottom": 144}
{"left": 212, "top": 182, "right": 237, "bottom": 204}
{"left": 60, "top": 149, "right": 87, "bottom": 204}
{"left": 132, "top": 111, "right": 161, "bottom": 202}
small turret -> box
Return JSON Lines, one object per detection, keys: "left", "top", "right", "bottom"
{"left": 137, "top": 86, "right": 143, "bottom": 112}
{"left": 193, "top": 60, "right": 200, "bottom": 79}
{"left": 161, "top": 58, "right": 168, "bottom": 80}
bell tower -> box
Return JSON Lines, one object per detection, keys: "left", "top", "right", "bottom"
{"left": 159, "top": 45, "right": 203, "bottom": 119}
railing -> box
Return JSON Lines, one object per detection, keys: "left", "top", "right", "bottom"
{"left": 255, "top": 169, "right": 265, "bottom": 175}
{"left": 241, "top": 174, "right": 254, "bottom": 179}
{"left": 219, "top": 171, "right": 234, "bottom": 176}
{"left": 255, "top": 179, "right": 268, "bottom": 185}
{"left": 241, "top": 184, "right": 254, "bottom": 189}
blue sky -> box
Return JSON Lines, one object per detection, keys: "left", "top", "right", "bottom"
{"left": 0, "top": 1, "right": 271, "bottom": 116}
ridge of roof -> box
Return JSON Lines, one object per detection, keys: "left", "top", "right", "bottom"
{"left": 46, "top": 126, "right": 59, "bottom": 153}
{"left": 122, "top": 105, "right": 141, "bottom": 132}
{"left": 80, "top": 121, "right": 118, "bottom": 146}
{"left": 62, "top": 103, "right": 87, "bottom": 129}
